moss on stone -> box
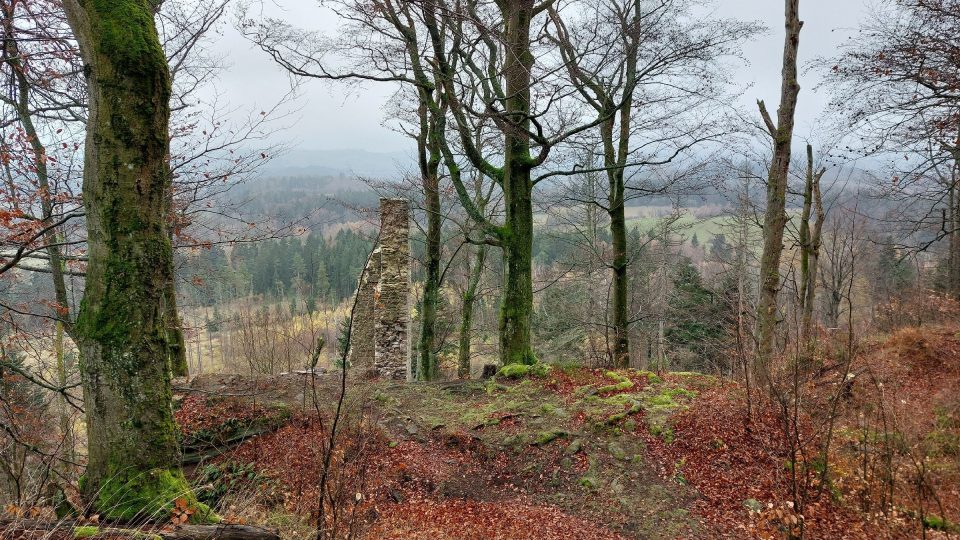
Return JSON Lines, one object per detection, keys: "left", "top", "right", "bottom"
{"left": 497, "top": 362, "right": 551, "bottom": 379}
{"left": 534, "top": 429, "right": 567, "bottom": 446}
{"left": 597, "top": 371, "right": 634, "bottom": 393}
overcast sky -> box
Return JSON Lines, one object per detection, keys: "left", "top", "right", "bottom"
{"left": 204, "top": 0, "right": 873, "bottom": 159}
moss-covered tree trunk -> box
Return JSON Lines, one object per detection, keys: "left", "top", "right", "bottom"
{"left": 63, "top": 0, "right": 207, "bottom": 521}
{"left": 498, "top": 0, "right": 537, "bottom": 366}
{"left": 417, "top": 102, "right": 443, "bottom": 381}
{"left": 458, "top": 244, "right": 486, "bottom": 378}
{"left": 417, "top": 0, "right": 538, "bottom": 366}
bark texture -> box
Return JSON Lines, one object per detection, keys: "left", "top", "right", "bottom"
{"left": 498, "top": 0, "right": 537, "bottom": 366}
{"left": 62, "top": 0, "right": 204, "bottom": 520}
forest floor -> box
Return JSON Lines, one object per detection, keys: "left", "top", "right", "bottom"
{"left": 6, "top": 326, "right": 957, "bottom": 539}
{"left": 165, "top": 325, "right": 960, "bottom": 540}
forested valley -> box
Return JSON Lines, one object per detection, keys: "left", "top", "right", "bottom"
{"left": 0, "top": 0, "right": 958, "bottom": 539}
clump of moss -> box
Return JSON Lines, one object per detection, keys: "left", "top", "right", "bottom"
{"left": 641, "top": 386, "right": 695, "bottom": 443}
{"left": 605, "top": 398, "right": 643, "bottom": 425}
{"left": 650, "top": 423, "right": 675, "bottom": 444}
{"left": 73, "top": 526, "right": 100, "bottom": 538}
{"left": 923, "top": 515, "right": 959, "bottom": 532}
{"left": 534, "top": 429, "right": 567, "bottom": 446}
{"left": 645, "top": 387, "right": 696, "bottom": 409}
{"left": 95, "top": 468, "right": 218, "bottom": 524}
{"left": 579, "top": 475, "right": 598, "bottom": 490}
{"left": 497, "top": 362, "right": 552, "bottom": 379}
{"left": 597, "top": 371, "right": 634, "bottom": 393}
{"left": 634, "top": 370, "right": 663, "bottom": 384}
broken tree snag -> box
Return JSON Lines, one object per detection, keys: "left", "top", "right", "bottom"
{"left": 375, "top": 198, "right": 412, "bottom": 381}
{"left": 346, "top": 198, "right": 411, "bottom": 380}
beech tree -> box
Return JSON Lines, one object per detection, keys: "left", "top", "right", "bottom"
{"left": 62, "top": 0, "right": 208, "bottom": 518}
{"left": 416, "top": 0, "right": 627, "bottom": 365}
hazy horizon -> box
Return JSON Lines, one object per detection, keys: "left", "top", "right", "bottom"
{"left": 204, "top": 0, "right": 871, "bottom": 164}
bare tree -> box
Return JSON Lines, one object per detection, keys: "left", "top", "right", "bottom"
{"left": 798, "top": 144, "right": 826, "bottom": 354}
{"left": 822, "top": 0, "right": 960, "bottom": 295}
{"left": 755, "top": 0, "right": 802, "bottom": 380}
{"left": 544, "top": 0, "right": 757, "bottom": 367}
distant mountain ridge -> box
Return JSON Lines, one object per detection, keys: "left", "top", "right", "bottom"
{"left": 262, "top": 148, "right": 414, "bottom": 178}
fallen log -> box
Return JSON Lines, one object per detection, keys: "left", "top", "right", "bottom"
{"left": 158, "top": 524, "right": 281, "bottom": 540}
{"left": 0, "top": 519, "right": 280, "bottom": 540}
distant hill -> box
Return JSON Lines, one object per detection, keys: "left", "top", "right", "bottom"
{"left": 261, "top": 148, "right": 415, "bottom": 179}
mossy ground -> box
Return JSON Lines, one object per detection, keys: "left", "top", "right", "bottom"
{"left": 374, "top": 368, "right": 711, "bottom": 538}
{"left": 175, "top": 369, "right": 716, "bottom": 538}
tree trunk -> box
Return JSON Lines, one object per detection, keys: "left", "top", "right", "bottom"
{"left": 499, "top": 201, "right": 534, "bottom": 366}
{"left": 63, "top": 0, "right": 207, "bottom": 521}
{"left": 1, "top": 521, "right": 279, "bottom": 540}
{"left": 950, "top": 145, "right": 960, "bottom": 298}
{"left": 458, "top": 244, "right": 486, "bottom": 378}
{"left": 602, "top": 105, "right": 633, "bottom": 369}
{"left": 755, "top": 0, "right": 802, "bottom": 380}
{"left": 800, "top": 144, "right": 824, "bottom": 352}
{"left": 417, "top": 104, "right": 443, "bottom": 381}
{"left": 609, "top": 180, "right": 630, "bottom": 368}
{"left": 498, "top": 0, "right": 537, "bottom": 366}
{"left": 168, "top": 283, "right": 189, "bottom": 377}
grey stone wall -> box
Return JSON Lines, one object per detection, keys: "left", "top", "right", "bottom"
{"left": 346, "top": 248, "right": 380, "bottom": 373}
{"left": 347, "top": 198, "right": 411, "bottom": 380}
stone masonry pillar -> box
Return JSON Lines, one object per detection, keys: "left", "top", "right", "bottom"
{"left": 345, "top": 198, "right": 411, "bottom": 380}
{"left": 374, "top": 198, "right": 411, "bottom": 380}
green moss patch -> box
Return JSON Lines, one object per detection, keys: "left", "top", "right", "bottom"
{"left": 94, "top": 468, "right": 217, "bottom": 524}
{"left": 923, "top": 514, "right": 959, "bottom": 532}
{"left": 497, "top": 362, "right": 552, "bottom": 379}
{"left": 597, "top": 371, "right": 634, "bottom": 393}
{"left": 72, "top": 526, "right": 99, "bottom": 538}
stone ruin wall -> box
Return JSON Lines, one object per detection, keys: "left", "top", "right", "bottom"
{"left": 347, "top": 198, "right": 411, "bottom": 380}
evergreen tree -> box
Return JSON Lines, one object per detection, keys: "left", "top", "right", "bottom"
{"left": 666, "top": 258, "right": 726, "bottom": 366}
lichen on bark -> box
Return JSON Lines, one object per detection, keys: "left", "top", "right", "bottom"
{"left": 62, "top": 0, "right": 203, "bottom": 521}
